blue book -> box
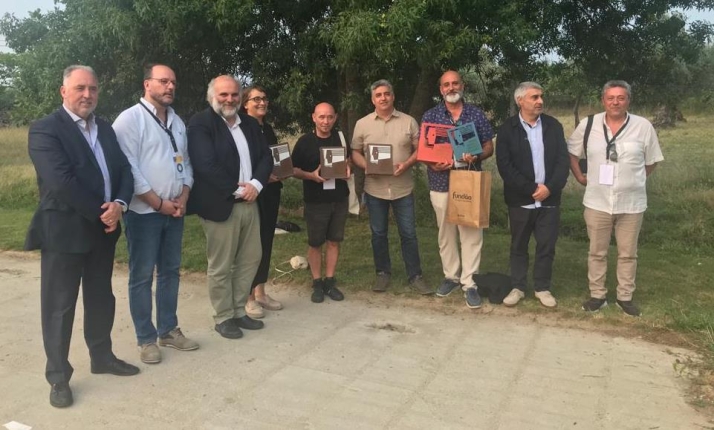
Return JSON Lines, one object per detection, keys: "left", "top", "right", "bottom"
{"left": 447, "top": 122, "right": 483, "bottom": 163}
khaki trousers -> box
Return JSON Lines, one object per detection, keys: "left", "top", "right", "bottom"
{"left": 200, "top": 203, "right": 262, "bottom": 324}
{"left": 430, "top": 191, "right": 483, "bottom": 290}
{"left": 584, "top": 208, "right": 644, "bottom": 301}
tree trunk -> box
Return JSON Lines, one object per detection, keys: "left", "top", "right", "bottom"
{"left": 342, "top": 65, "right": 365, "bottom": 202}
{"left": 573, "top": 93, "right": 582, "bottom": 126}
{"left": 408, "top": 67, "right": 440, "bottom": 121}
{"left": 651, "top": 104, "right": 683, "bottom": 129}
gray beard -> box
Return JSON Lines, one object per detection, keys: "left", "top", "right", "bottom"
{"left": 211, "top": 99, "right": 238, "bottom": 119}
{"left": 444, "top": 92, "right": 462, "bottom": 104}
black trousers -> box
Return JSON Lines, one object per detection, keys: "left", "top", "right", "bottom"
{"left": 251, "top": 182, "right": 282, "bottom": 289}
{"left": 41, "top": 234, "right": 118, "bottom": 385}
{"left": 508, "top": 206, "right": 560, "bottom": 292}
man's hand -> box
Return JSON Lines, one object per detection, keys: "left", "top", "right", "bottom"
{"left": 575, "top": 174, "right": 587, "bottom": 186}
{"left": 239, "top": 182, "right": 259, "bottom": 202}
{"left": 100, "top": 201, "right": 123, "bottom": 233}
{"left": 309, "top": 167, "right": 326, "bottom": 184}
{"left": 171, "top": 190, "right": 189, "bottom": 217}
{"left": 268, "top": 173, "right": 281, "bottom": 183}
{"left": 394, "top": 162, "right": 409, "bottom": 176}
{"left": 428, "top": 160, "right": 453, "bottom": 172}
{"left": 532, "top": 184, "right": 551, "bottom": 202}
{"left": 462, "top": 153, "right": 479, "bottom": 164}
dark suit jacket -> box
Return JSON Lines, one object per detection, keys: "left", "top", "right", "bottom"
{"left": 187, "top": 107, "right": 272, "bottom": 222}
{"left": 495, "top": 113, "right": 569, "bottom": 207}
{"left": 25, "top": 108, "right": 134, "bottom": 253}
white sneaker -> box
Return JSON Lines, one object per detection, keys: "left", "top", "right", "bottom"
{"left": 535, "top": 291, "right": 557, "bottom": 308}
{"left": 503, "top": 288, "right": 525, "bottom": 307}
{"left": 245, "top": 300, "right": 265, "bottom": 319}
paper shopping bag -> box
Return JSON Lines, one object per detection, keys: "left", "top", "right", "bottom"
{"left": 446, "top": 170, "right": 491, "bottom": 228}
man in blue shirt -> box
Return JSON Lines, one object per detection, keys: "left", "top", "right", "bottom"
{"left": 421, "top": 70, "right": 494, "bottom": 308}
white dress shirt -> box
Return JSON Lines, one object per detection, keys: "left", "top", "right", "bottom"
{"left": 113, "top": 98, "right": 193, "bottom": 214}
{"left": 568, "top": 112, "right": 664, "bottom": 214}
{"left": 223, "top": 115, "right": 263, "bottom": 196}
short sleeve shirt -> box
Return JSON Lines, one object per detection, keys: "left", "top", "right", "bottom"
{"left": 291, "top": 132, "right": 350, "bottom": 203}
{"left": 567, "top": 112, "right": 664, "bottom": 214}
{"left": 351, "top": 110, "right": 419, "bottom": 200}
{"left": 421, "top": 102, "right": 494, "bottom": 192}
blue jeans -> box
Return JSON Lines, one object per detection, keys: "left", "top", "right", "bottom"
{"left": 364, "top": 192, "right": 422, "bottom": 280}
{"left": 124, "top": 211, "right": 184, "bottom": 345}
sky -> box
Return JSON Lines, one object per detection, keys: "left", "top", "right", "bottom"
{"left": 2, "top": 1, "right": 714, "bottom": 51}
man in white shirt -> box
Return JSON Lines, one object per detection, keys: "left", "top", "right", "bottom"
{"left": 113, "top": 64, "right": 198, "bottom": 364}
{"left": 568, "top": 80, "right": 664, "bottom": 317}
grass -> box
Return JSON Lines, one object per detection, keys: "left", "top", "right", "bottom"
{"left": 2, "top": 118, "right": 713, "bottom": 358}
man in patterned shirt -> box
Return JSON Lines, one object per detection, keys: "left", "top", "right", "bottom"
{"left": 421, "top": 70, "right": 494, "bottom": 308}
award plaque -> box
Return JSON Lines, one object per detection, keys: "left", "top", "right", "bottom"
{"left": 417, "top": 122, "right": 454, "bottom": 164}
{"left": 270, "top": 143, "right": 293, "bottom": 178}
{"left": 365, "top": 143, "right": 394, "bottom": 175}
{"left": 319, "top": 146, "right": 348, "bottom": 179}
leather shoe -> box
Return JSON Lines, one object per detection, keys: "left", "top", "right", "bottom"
{"left": 234, "top": 315, "right": 264, "bottom": 330}
{"left": 215, "top": 319, "right": 243, "bottom": 339}
{"left": 90, "top": 358, "right": 140, "bottom": 376}
{"left": 50, "top": 382, "right": 73, "bottom": 408}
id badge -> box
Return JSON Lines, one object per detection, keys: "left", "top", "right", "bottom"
{"left": 599, "top": 164, "right": 614, "bottom": 186}
{"left": 323, "top": 178, "right": 336, "bottom": 190}
{"left": 174, "top": 154, "right": 186, "bottom": 179}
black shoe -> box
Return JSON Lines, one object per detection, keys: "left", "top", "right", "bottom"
{"left": 234, "top": 315, "right": 264, "bottom": 330}
{"left": 90, "top": 358, "right": 140, "bottom": 376}
{"left": 49, "top": 382, "right": 73, "bottom": 408}
{"left": 582, "top": 297, "right": 608, "bottom": 312}
{"left": 616, "top": 300, "right": 641, "bottom": 317}
{"left": 215, "top": 319, "right": 243, "bottom": 339}
{"left": 311, "top": 278, "right": 325, "bottom": 303}
{"left": 323, "top": 277, "right": 344, "bottom": 301}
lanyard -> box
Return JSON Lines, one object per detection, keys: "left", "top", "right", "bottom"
{"left": 140, "top": 102, "right": 179, "bottom": 153}
{"left": 602, "top": 115, "right": 630, "bottom": 158}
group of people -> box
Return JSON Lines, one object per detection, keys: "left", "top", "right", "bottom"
{"left": 25, "top": 64, "right": 662, "bottom": 409}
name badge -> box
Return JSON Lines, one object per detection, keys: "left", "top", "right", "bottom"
{"left": 599, "top": 164, "right": 614, "bottom": 186}
{"left": 174, "top": 154, "right": 186, "bottom": 179}
{"left": 323, "top": 178, "right": 336, "bottom": 190}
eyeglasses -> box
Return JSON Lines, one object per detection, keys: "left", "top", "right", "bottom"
{"left": 148, "top": 78, "right": 178, "bottom": 87}
{"left": 248, "top": 96, "right": 269, "bottom": 103}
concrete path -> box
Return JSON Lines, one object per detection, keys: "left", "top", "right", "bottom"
{"left": 0, "top": 251, "right": 710, "bottom": 430}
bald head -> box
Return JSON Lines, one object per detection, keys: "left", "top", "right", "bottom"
{"left": 312, "top": 102, "right": 337, "bottom": 138}
{"left": 439, "top": 70, "right": 464, "bottom": 104}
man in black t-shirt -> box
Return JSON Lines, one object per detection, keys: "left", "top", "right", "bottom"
{"left": 292, "top": 103, "right": 351, "bottom": 303}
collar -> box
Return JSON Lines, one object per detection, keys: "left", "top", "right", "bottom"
{"left": 372, "top": 109, "right": 400, "bottom": 120}
{"left": 221, "top": 112, "right": 243, "bottom": 129}
{"left": 519, "top": 113, "right": 541, "bottom": 128}
{"left": 602, "top": 112, "right": 630, "bottom": 127}
{"left": 62, "top": 105, "right": 96, "bottom": 127}
{"left": 139, "top": 97, "right": 175, "bottom": 119}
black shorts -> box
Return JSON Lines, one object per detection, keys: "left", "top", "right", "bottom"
{"left": 304, "top": 201, "right": 348, "bottom": 247}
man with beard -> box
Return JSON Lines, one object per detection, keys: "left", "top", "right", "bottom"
{"left": 421, "top": 70, "right": 494, "bottom": 308}
{"left": 187, "top": 75, "right": 272, "bottom": 339}
{"left": 495, "top": 82, "right": 569, "bottom": 308}
{"left": 113, "top": 64, "right": 199, "bottom": 364}
{"left": 25, "top": 65, "right": 138, "bottom": 408}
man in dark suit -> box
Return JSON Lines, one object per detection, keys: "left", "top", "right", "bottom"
{"left": 495, "top": 81, "right": 570, "bottom": 308}
{"left": 25, "top": 65, "right": 140, "bottom": 408}
{"left": 187, "top": 75, "right": 272, "bottom": 339}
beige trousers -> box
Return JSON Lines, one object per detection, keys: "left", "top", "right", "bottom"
{"left": 584, "top": 208, "right": 644, "bottom": 301}
{"left": 430, "top": 191, "right": 483, "bottom": 290}
{"left": 200, "top": 203, "right": 262, "bottom": 324}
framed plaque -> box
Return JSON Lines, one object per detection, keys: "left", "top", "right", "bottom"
{"left": 365, "top": 144, "right": 394, "bottom": 175}
{"left": 270, "top": 143, "right": 293, "bottom": 178}
{"left": 319, "top": 146, "right": 348, "bottom": 179}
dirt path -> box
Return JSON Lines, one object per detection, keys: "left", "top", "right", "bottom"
{"left": 1, "top": 251, "right": 710, "bottom": 429}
